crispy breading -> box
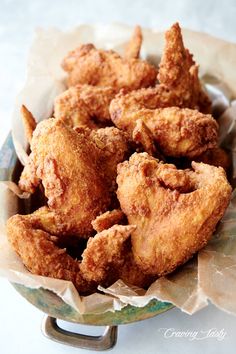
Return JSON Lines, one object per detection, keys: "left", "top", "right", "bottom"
{"left": 90, "top": 209, "right": 152, "bottom": 288}
{"left": 89, "top": 127, "right": 130, "bottom": 191}
{"left": 92, "top": 209, "right": 125, "bottom": 233}
{"left": 109, "top": 23, "right": 211, "bottom": 118}
{"left": 21, "top": 105, "right": 37, "bottom": 143}
{"left": 124, "top": 25, "right": 142, "bottom": 59}
{"left": 132, "top": 119, "right": 158, "bottom": 157}
{"left": 62, "top": 42, "right": 157, "bottom": 90}
{"left": 117, "top": 251, "right": 154, "bottom": 288}
{"left": 117, "top": 153, "right": 232, "bottom": 276}
{"left": 19, "top": 119, "right": 111, "bottom": 237}
{"left": 80, "top": 225, "right": 136, "bottom": 282}
{"left": 6, "top": 212, "right": 96, "bottom": 294}
{"left": 110, "top": 103, "right": 218, "bottom": 158}
{"left": 54, "top": 84, "right": 116, "bottom": 128}
{"left": 158, "top": 22, "right": 211, "bottom": 113}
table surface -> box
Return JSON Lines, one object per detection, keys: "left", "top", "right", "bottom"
{"left": 1, "top": 0, "right": 236, "bottom": 353}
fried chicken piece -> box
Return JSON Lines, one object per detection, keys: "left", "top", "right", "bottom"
{"left": 61, "top": 34, "right": 157, "bottom": 90}
{"left": 117, "top": 153, "right": 232, "bottom": 276}
{"left": 18, "top": 157, "right": 40, "bottom": 194}
{"left": 6, "top": 212, "right": 96, "bottom": 294}
{"left": 124, "top": 25, "right": 142, "bottom": 59}
{"left": 132, "top": 119, "right": 164, "bottom": 159}
{"left": 80, "top": 225, "right": 136, "bottom": 283}
{"left": 19, "top": 118, "right": 111, "bottom": 237}
{"left": 7, "top": 213, "right": 137, "bottom": 293}
{"left": 92, "top": 209, "right": 125, "bottom": 233}
{"left": 110, "top": 103, "right": 218, "bottom": 158}
{"left": 157, "top": 22, "right": 211, "bottom": 113}
{"left": 90, "top": 208, "right": 152, "bottom": 288}
{"left": 109, "top": 23, "right": 211, "bottom": 116}
{"left": 118, "top": 251, "right": 154, "bottom": 288}
{"left": 195, "top": 147, "right": 230, "bottom": 171}
{"left": 89, "top": 127, "right": 130, "bottom": 190}
{"left": 54, "top": 85, "right": 116, "bottom": 128}
{"left": 21, "top": 105, "right": 37, "bottom": 143}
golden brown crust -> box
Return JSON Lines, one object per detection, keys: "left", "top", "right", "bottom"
{"left": 109, "top": 23, "right": 211, "bottom": 120}
{"left": 132, "top": 119, "right": 158, "bottom": 157}
{"left": 89, "top": 127, "right": 130, "bottom": 191}
{"left": 124, "top": 25, "right": 143, "bottom": 59}
{"left": 6, "top": 213, "right": 96, "bottom": 294}
{"left": 7, "top": 212, "right": 141, "bottom": 292}
{"left": 21, "top": 105, "right": 37, "bottom": 143}
{"left": 80, "top": 225, "right": 136, "bottom": 282}
{"left": 117, "top": 153, "right": 232, "bottom": 276}
{"left": 158, "top": 23, "right": 211, "bottom": 113}
{"left": 61, "top": 42, "right": 157, "bottom": 90}
{"left": 117, "top": 251, "right": 154, "bottom": 288}
{"left": 110, "top": 101, "right": 218, "bottom": 158}
{"left": 92, "top": 209, "right": 125, "bottom": 233}
{"left": 54, "top": 84, "right": 116, "bottom": 128}
{"left": 19, "top": 119, "right": 111, "bottom": 237}
{"left": 19, "top": 156, "right": 40, "bottom": 193}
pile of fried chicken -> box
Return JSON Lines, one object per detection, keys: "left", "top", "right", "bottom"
{"left": 7, "top": 23, "right": 232, "bottom": 295}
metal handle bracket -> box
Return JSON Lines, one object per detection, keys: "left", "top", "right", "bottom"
{"left": 41, "top": 316, "right": 118, "bottom": 351}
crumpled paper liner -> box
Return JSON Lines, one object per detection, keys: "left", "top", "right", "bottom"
{"left": 1, "top": 24, "right": 236, "bottom": 316}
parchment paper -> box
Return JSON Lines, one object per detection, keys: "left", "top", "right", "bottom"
{"left": 1, "top": 24, "right": 236, "bottom": 315}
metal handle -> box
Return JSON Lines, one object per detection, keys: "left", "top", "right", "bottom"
{"left": 41, "top": 316, "right": 118, "bottom": 351}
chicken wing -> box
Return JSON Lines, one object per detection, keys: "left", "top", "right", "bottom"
{"left": 89, "top": 127, "right": 130, "bottom": 191}
{"left": 109, "top": 23, "right": 211, "bottom": 118}
{"left": 21, "top": 105, "right": 37, "bottom": 143}
{"left": 92, "top": 209, "right": 125, "bottom": 233}
{"left": 90, "top": 208, "right": 152, "bottom": 288}
{"left": 54, "top": 85, "right": 116, "bottom": 128}
{"left": 7, "top": 212, "right": 137, "bottom": 293}
{"left": 62, "top": 28, "right": 157, "bottom": 91}
{"left": 124, "top": 25, "right": 142, "bottom": 59}
{"left": 19, "top": 118, "right": 111, "bottom": 237}
{"left": 110, "top": 104, "right": 218, "bottom": 158}
{"left": 117, "top": 153, "right": 231, "bottom": 276}
{"left": 80, "top": 225, "right": 136, "bottom": 283}
{"left": 157, "top": 23, "right": 211, "bottom": 113}
{"left": 6, "top": 212, "right": 96, "bottom": 294}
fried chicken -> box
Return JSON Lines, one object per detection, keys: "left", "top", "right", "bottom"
{"left": 157, "top": 23, "right": 211, "bottom": 113}
{"left": 117, "top": 250, "right": 154, "bottom": 288}
{"left": 92, "top": 209, "right": 125, "bottom": 233}
{"left": 110, "top": 104, "right": 218, "bottom": 158}
{"left": 80, "top": 225, "right": 136, "bottom": 283}
{"left": 89, "top": 127, "right": 130, "bottom": 191}
{"left": 117, "top": 153, "right": 232, "bottom": 276}
{"left": 21, "top": 105, "right": 37, "bottom": 143}
{"left": 7, "top": 22, "right": 231, "bottom": 296}
{"left": 6, "top": 212, "right": 96, "bottom": 294}
{"left": 124, "top": 25, "right": 142, "bottom": 59}
{"left": 54, "top": 85, "right": 116, "bottom": 128}
{"left": 19, "top": 118, "right": 111, "bottom": 237}
{"left": 109, "top": 23, "right": 211, "bottom": 119}
{"left": 7, "top": 212, "right": 137, "bottom": 293}
{"left": 61, "top": 27, "right": 157, "bottom": 91}
{"left": 90, "top": 208, "right": 152, "bottom": 288}
{"left": 132, "top": 119, "right": 158, "bottom": 157}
